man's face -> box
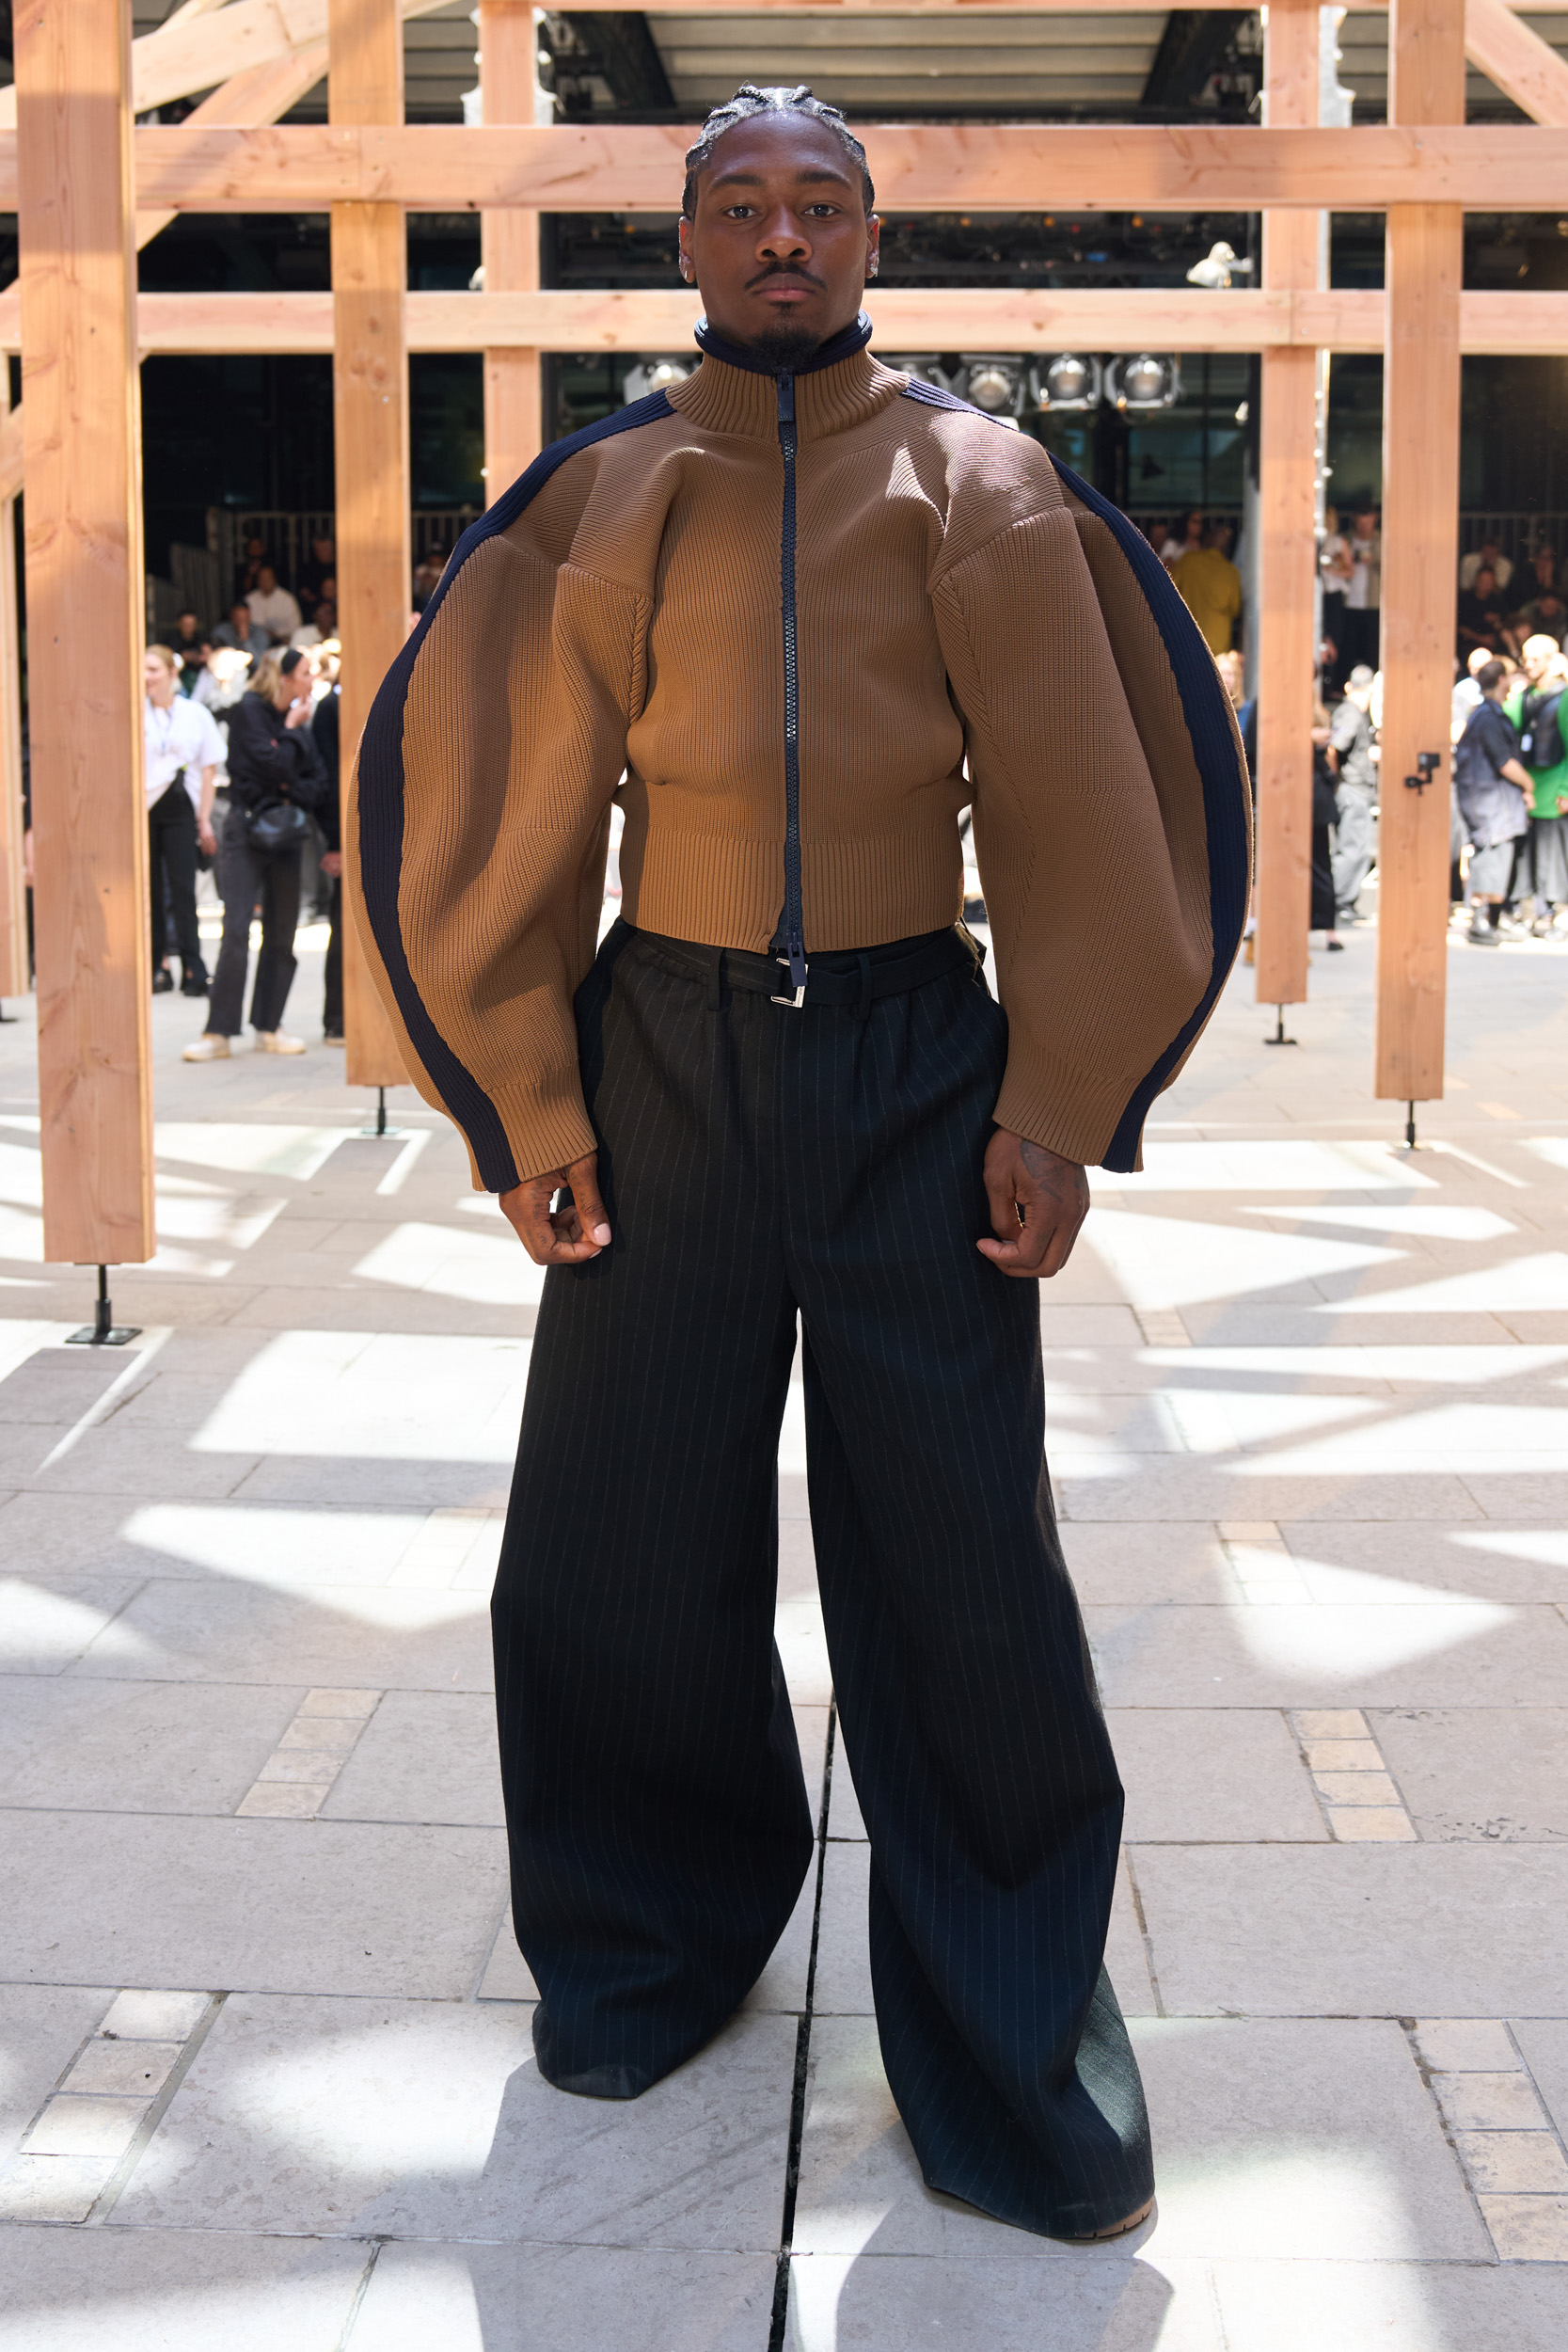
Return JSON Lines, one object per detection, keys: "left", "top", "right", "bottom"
{"left": 1354, "top": 512, "right": 1375, "bottom": 537}
{"left": 258, "top": 567, "right": 277, "bottom": 594}
{"left": 1474, "top": 569, "right": 1497, "bottom": 600}
{"left": 678, "top": 111, "right": 879, "bottom": 364}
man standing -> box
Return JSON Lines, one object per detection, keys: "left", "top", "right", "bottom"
{"left": 1330, "top": 663, "right": 1379, "bottom": 926}
{"left": 1455, "top": 658, "right": 1532, "bottom": 945}
{"left": 245, "top": 564, "right": 302, "bottom": 644}
{"left": 144, "top": 644, "right": 221, "bottom": 997}
{"left": 1339, "top": 506, "right": 1381, "bottom": 675}
{"left": 352, "top": 87, "right": 1249, "bottom": 2243}
{"left": 1173, "top": 517, "right": 1243, "bottom": 655}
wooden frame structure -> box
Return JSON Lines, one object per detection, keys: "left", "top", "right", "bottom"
{"left": 8, "top": 0, "right": 1567, "bottom": 1267}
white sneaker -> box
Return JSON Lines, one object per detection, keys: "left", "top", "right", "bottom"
{"left": 182, "top": 1033, "right": 230, "bottom": 1062}
{"left": 254, "top": 1030, "right": 307, "bottom": 1056}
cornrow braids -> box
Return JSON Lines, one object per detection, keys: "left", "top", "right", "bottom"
{"left": 681, "top": 85, "right": 874, "bottom": 220}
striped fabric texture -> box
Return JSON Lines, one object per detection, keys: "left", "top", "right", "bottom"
{"left": 494, "top": 924, "right": 1153, "bottom": 2239}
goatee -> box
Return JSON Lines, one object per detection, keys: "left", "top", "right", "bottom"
{"left": 744, "top": 317, "right": 831, "bottom": 373}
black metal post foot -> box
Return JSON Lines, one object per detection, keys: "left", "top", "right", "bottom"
{"left": 66, "top": 1264, "right": 141, "bottom": 1346}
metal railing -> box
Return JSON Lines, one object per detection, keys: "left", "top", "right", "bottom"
{"left": 202, "top": 506, "right": 481, "bottom": 611}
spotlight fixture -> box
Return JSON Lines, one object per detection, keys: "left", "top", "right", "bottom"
{"left": 1186, "top": 241, "right": 1254, "bottom": 291}
{"left": 1031, "top": 353, "right": 1103, "bottom": 413}
{"left": 958, "top": 356, "right": 1025, "bottom": 417}
{"left": 1106, "top": 354, "right": 1181, "bottom": 413}
{"left": 884, "top": 355, "right": 953, "bottom": 391}
{"left": 622, "top": 357, "right": 693, "bottom": 403}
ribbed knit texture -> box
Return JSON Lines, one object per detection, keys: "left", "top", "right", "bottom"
{"left": 354, "top": 340, "right": 1250, "bottom": 1185}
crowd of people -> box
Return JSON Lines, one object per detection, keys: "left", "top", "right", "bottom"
{"left": 1143, "top": 502, "right": 1568, "bottom": 950}
{"left": 142, "top": 532, "right": 362, "bottom": 1057}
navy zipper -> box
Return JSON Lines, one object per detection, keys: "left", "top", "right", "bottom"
{"left": 772, "top": 370, "right": 808, "bottom": 1007}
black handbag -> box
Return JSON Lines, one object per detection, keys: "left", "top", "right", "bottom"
{"left": 244, "top": 798, "right": 309, "bottom": 857}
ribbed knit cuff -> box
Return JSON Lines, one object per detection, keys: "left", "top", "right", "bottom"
{"left": 991, "top": 1057, "right": 1139, "bottom": 1175}
{"left": 483, "top": 1086, "right": 599, "bottom": 1193}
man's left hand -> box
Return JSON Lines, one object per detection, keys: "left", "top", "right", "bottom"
{"left": 977, "top": 1128, "right": 1090, "bottom": 1279}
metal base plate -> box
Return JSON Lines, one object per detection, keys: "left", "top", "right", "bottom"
{"left": 66, "top": 1326, "right": 141, "bottom": 1347}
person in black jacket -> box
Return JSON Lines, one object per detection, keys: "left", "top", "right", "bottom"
{"left": 183, "top": 648, "right": 327, "bottom": 1059}
{"left": 312, "top": 660, "right": 344, "bottom": 1042}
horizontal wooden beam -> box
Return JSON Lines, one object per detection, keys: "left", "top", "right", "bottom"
{"left": 34, "top": 122, "right": 1560, "bottom": 216}
{"left": 0, "top": 283, "right": 1561, "bottom": 359}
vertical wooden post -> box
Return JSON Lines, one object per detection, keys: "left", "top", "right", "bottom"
{"left": 1254, "top": 0, "right": 1321, "bottom": 1009}
{"left": 0, "top": 365, "right": 25, "bottom": 1004}
{"left": 1375, "top": 0, "right": 1465, "bottom": 1104}
{"left": 330, "top": 0, "right": 409, "bottom": 1090}
{"left": 481, "top": 1, "right": 543, "bottom": 497}
{"left": 16, "top": 0, "right": 153, "bottom": 1263}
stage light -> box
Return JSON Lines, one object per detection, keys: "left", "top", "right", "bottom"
{"left": 959, "top": 357, "right": 1024, "bottom": 416}
{"left": 1031, "top": 353, "right": 1102, "bottom": 413}
{"left": 1106, "top": 354, "right": 1181, "bottom": 412}
{"left": 622, "top": 358, "right": 693, "bottom": 403}
{"left": 885, "top": 356, "right": 953, "bottom": 391}
{"left": 1186, "top": 241, "right": 1254, "bottom": 291}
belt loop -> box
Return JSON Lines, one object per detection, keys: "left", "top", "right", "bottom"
{"left": 856, "top": 952, "right": 872, "bottom": 1021}
{"left": 706, "top": 946, "right": 724, "bottom": 1013}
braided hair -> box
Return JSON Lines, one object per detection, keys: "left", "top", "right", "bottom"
{"left": 681, "top": 86, "right": 874, "bottom": 220}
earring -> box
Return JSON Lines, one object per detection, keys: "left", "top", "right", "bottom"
{"left": 867, "top": 261, "right": 879, "bottom": 279}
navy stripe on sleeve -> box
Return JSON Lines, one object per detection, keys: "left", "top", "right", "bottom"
{"left": 1049, "top": 460, "right": 1250, "bottom": 1171}
{"left": 356, "top": 390, "right": 676, "bottom": 1192}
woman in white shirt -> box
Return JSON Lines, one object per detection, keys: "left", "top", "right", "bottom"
{"left": 144, "top": 645, "right": 223, "bottom": 996}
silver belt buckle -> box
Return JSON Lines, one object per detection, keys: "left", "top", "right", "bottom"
{"left": 771, "top": 957, "right": 807, "bottom": 1009}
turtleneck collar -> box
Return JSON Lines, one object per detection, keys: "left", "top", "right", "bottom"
{"left": 667, "top": 310, "right": 905, "bottom": 442}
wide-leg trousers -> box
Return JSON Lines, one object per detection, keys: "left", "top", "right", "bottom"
{"left": 493, "top": 919, "right": 1153, "bottom": 2239}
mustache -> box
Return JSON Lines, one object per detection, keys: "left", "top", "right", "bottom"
{"left": 745, "top": 262, "right": 825, "bottom": 291}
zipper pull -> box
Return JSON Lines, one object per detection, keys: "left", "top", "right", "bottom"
{"left": 776, "top": 373, "right": 795, "bottom": 427}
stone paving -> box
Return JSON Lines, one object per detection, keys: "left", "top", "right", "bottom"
{"left": 1, "top": 912, "right": 1567, "bottom": 2346}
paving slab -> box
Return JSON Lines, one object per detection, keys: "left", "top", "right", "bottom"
{"left": 1282, "top": 1519, "right": 1568, "bottom": 1605}
{"left": 0, "top": 1578, "right": 147, "bottom": 1677}
{"left": 62, "top": 1578, "right": 494, "bottom": 1692}
{"left": 1212, "top": 2259, "right": 1568, "bottom": 2351}
{"left": 347, "top": 2241, "right": 776, "bottom": 2351}
{"left": 1112, "top": 1709, "right": 1327, "bottom": 1843}
{"left": 1134, "top": 1845, "right": 1568, "bottom": 2016}
{"left": 0, "top": 1985, "right": 112, "bottom": 2168}
{"left": 786, "top": 2249, "right": 1220, "bottom": 2350}
{"left": 1059, "top": 1521, "right": 1236, "bottom": 1608}
{"left": 1507, "top": 2021, "right": 1568, "bottom": 2142}
{"left": 0, "top": 1677, "right": 297, "bottom": 1814}
{"left": 114, "top": 1993, "right": 797, "bottom": 2251}
{"left": 323, "top": 1692, "right": 504, "bottom": 1827}
{"left": 1370, "top": 1707, "right": 1568, "bottom": 1841}
{"left": 1085, "top": 1598, "right": 1568, "bottom": 1708}
{"left": 0, "top": 1812, "right": 507, "bottom": 1998}
{"left": 0, "top": 2225, "right": 370, "bottom": 2351}
{"left": 1136, "top": 2017, "right": 1489, "bottom": 2260}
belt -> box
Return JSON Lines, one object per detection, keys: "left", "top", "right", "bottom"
{"left": 625, "top": 920, "right": 984, "bottom": 1014}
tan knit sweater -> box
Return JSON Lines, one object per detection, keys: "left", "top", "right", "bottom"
{"left": 350, "top": 324, "right": 1250, "bottom": 1188}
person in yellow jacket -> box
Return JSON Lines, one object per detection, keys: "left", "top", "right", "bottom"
{"left": 1174, "top": 518, "right": 1244, "bottom": 655}
{"left": 351, "top": 84, "right": 1250, "bottom": 2246}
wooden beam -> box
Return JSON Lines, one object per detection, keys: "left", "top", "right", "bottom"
{"left": 331, "top": 0, "right": 410, "bottom": 1094}
{"left": 481, "top": 0, "right": 542, "bottom": 503}
{"left": 77, "top": 120, "right": 1568, "bottom": 217}
{"left": 135, "top": 43, "right": 329, "bottom": 247}
{"left": 0, "top": 365, "right": 23, "bottom": 1004}
{"left": 1376, "top": 0, "right": 1466, "bottom": 1108}
{"left": 7, "top": 284, "right": 1568, "bottom": 361}
{"left": 1465, "top": 0, "right": 1568, "bottom": 120}
{"left": 1255, "top": 0, "right": 1320, "bottom": 1012}
{"left": 16, "top": 0, "right": 153, "bottom": 1265}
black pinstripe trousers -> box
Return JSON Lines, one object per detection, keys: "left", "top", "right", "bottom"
{"left": 493, "top": 919, "right": 1153, "bottom": 2238}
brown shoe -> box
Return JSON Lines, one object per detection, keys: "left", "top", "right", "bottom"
{"left": 1068, "top": 2196, "right": 1154, "bottom": 2243}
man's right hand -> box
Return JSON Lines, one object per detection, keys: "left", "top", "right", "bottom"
{"left": 499, "top": 1152, "right": 611, "bottom": 1266}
